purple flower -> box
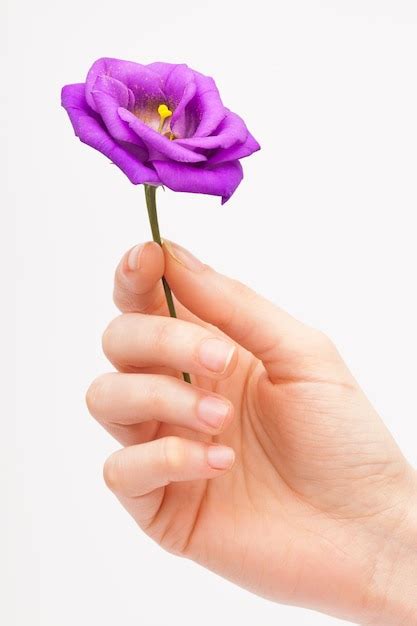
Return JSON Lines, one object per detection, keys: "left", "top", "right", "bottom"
{"left": 61, "top": 58, "right": 260, "bottom": 203}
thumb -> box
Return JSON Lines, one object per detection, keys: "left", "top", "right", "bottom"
{"left": 163, "top": 241, "right": 338, "bottom": 383}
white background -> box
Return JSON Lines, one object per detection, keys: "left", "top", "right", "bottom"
{"left": 6, "top": 1, "right": 417, "bottom": 624}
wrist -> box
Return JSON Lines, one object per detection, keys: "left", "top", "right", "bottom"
{"left": 363, "top": 534, "right": 417, "bottom": 625}
{"left": 362, "top": 469, "right": 417, "bottom": 625}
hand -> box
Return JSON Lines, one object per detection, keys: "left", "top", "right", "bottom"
{"left": 86, "top": 240, "right": 417, "bottom": 625}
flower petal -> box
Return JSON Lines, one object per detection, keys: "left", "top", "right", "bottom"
{"left": 175, "top": 111, "right": 248, "bottom": 150}
{"left": 152, "top": 160, "right": 243, "bottom": 203}
{"left": 191, "top": 72, "right": 227, "bottom": 137}
{"left": 147, "top": 63, "right": 225, "bottom": 139}
{"left": 61, "top": 84, "right": 159, "bottom": 185}
{"left": 91, "top": 75, "right": 146, "bottom": 147}
{"left": 85, "top": 58, "right": 165, "bottom": 112}
{"left": 146, "top": 63, "right": 199, "bottom": 138}
{"left": 208, "top": 131, "right": 261, "bottom": 165}
{"left": 145, "top": 61, "right": 178, "bottom": 81}
{"left": 118, "top": 108, "right": 206, "bottom": 163}
{"left": 164, "top": 65, "right": 198, "bottom": 138}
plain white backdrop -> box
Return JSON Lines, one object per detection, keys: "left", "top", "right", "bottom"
{"left": 6, "top": 1, "right": 417, "bottom": 624}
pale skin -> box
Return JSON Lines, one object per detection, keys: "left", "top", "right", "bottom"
{"left": 86, "top": 240, "right": 417, "bottom": 625}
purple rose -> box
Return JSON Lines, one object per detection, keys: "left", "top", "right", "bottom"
{"left": 61, "top": 58, "right": 260, "bottom": 203}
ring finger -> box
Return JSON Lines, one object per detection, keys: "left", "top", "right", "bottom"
{"left": 86, "top": 372, "right": 234, "bottom": 445}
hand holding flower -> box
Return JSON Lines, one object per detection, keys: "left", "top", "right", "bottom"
{"left": 87, "top": 241, "right": 417, "bottom": 625}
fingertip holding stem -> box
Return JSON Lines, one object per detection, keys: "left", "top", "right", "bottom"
{"left": 125, "top": 241, "right": 162, "bottom": 273}
{"left": 163, "top": 239, "right": 205, "bottom": 273}
{"left": 126, "top": 243, "right": 145, "bottom": 271}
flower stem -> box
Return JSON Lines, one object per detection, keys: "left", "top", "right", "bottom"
{"left": 144, "top": 185, "right": 191, "bottom": 384}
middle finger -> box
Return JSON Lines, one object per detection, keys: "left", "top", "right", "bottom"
{"left": 102, "top": 313, "right": 238, "bottom": 380}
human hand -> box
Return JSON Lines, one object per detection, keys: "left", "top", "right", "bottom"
{"left": 86, "top": 240, "right": 417, "bottom": 625}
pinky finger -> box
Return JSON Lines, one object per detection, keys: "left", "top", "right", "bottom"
{"left": 103, "top": 437, "right": 235, "bottom": 522}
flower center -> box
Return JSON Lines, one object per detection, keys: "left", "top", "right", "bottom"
{"left": 157, "top": 103, "right": 175, "bottom": 140}
{"left": 133, "top": 101, "right": 176, "bottom": 139}
{"left": 157, "top": 103, "right": 172, "bottom": 130}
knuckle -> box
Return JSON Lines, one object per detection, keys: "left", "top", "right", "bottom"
{"left": 218, "top": 279, "right": 258, "bottom": 337}
{"left": 163, "top": 437, "right": 185, "bottom": 472}
{"left": 310, "top": 328, "right": 337, "bottom": 353}
{"left": 103, "top": 452, "right": 122, "bottom": 491}
{"left": 144, "top": 378, "right": 161, "bottom": 411}
{"left": 230, "top": 278, "right": 255, "bottom": 304}
{"left": 85, "top": 377, "right": 101, "bottom": 415}
{"left": 101, "top": 315, "right": 124, "bottom": 358}
{"left": 113, "top": 283, "right": 136, "bottom": 312}
{"left": 85, "top": 374, "right": 111, "bottom": 418}
{"left": 152, "top": 319, "right": 172, "bottom": 352}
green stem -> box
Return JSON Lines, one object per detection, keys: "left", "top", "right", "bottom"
{"left": 144, "top": 185, "right": 191, "bottom": 384}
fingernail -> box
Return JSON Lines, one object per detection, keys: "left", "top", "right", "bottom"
{"left": 198, "top": 338, "right": 236, "bottom": 374}
{"left": 197, "top": 396, "right": 231, "bottom": 430}
{"left": 163, "top": 240, "right": 205, "bottom": 273}
{"left": 207, "top": 445, "right": 235, "bottom": 470}
{"left": 127, "top": 244, "right": 144, "bottom": 271}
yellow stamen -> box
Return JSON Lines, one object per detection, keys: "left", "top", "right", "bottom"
{"left": 157, "top": 103, "right": 173, "bottom": 133}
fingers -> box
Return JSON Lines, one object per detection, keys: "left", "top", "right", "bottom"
{"left": 113, "top": 241, "right": 166, "bottom": 314}
{"left": 103, "top": 437, "right": 235, "bottom": 499}
{"left": 86, "top": 372, "right": 234, "bottom": 441}
{"left": 162, "top": 241, "right": 338, "bottom": 383}
{"left": 102, "top": 313, "right": 237, "bottom": 379}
